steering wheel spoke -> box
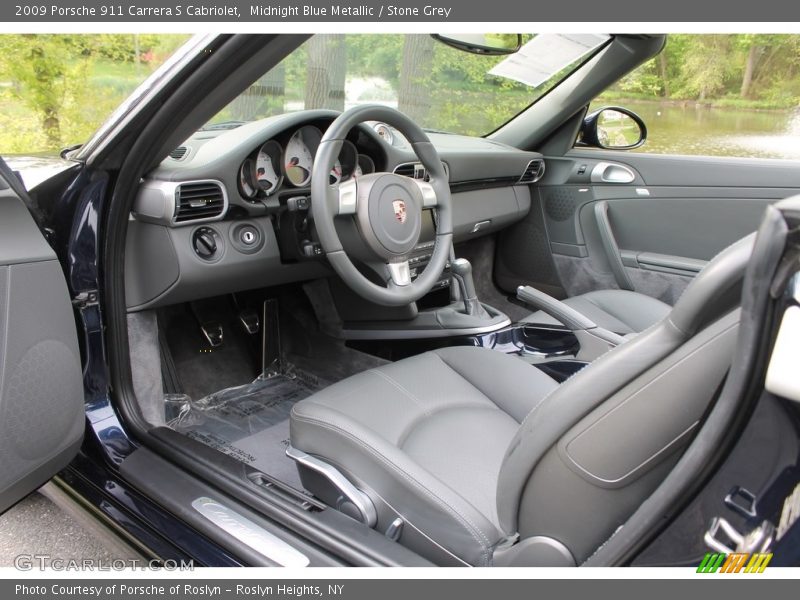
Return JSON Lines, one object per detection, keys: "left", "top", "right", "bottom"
{"left": 412, "top": 179, "right": 438, "bottom": 208}
{"left": 336, "top": 178, "right": 358, "bottom": 215}
{"left": 385, "top": 260, "right": 412, "bottom": 287}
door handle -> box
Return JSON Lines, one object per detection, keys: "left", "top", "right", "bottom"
{"left": 590, "top": 161, "right": 636, "bottom": 184}
{"left": 594, "top": 200, "right": 635, "bottom": 291}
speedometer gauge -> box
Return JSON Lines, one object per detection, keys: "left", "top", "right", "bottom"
{"left": 284, "top": 126, "right": 322, "bottom": 187}
{"left": 255, "top": 140, "right": 283, "bottom": 194}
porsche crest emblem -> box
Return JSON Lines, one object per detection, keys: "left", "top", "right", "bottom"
{"left": 392, "top": 200, "right": 407, "bottom": 224}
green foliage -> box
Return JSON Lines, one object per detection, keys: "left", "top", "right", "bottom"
{"left": 0, "top": 34, "right": 190, "bottom": 154}
{"left": 606, "top": 34, "right": 800, "bottom": 108}
{"left": 4, "top": 33, "right": 800, "bottom": 156}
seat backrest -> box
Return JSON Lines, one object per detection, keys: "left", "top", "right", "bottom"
{"left": 494, "top": 233, "right": 755, "bottom": 566}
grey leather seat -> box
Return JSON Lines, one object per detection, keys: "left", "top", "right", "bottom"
{"left": 523, "top": 289, "right": 671, "bottom": 335}
{"left": 289, "top": 234, "right": 755, "bottom": 567}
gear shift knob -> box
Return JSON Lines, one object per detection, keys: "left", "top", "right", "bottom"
{"left": 450, "top": 258, "right": 477, "bottom": 301}
{"left": 450, "top": 258, "right": 488, "bottom": 317}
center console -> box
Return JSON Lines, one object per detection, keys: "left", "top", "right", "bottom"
{"left": 407, "top": 209, "right": 451, "bottom": 292}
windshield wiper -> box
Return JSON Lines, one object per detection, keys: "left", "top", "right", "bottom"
{"left": 199, "top": 120, "right": 249, "bottom": 132}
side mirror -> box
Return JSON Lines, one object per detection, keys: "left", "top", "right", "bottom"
{"left": 579, "top": 106, "right": 647, "bottom": 150}
{"left": 431, "top": 34, "right": 522, "bottom": 56}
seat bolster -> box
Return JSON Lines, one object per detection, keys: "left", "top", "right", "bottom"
{"left": 290, "top": 400, "right": 508, "bottom": 566}
{"left": 495, "top": 319, "right": 685, "bottom": 534}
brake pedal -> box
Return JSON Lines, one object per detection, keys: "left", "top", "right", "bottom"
{"left": 200, "top": 322, "right": 224, "bottom": 347}
{"left": 239, "top": 308, "right": 260, "bottom": 335}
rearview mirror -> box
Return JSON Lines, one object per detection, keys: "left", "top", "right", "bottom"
{"left": 579, "top": 107, "right": 647, "bottom": 150}
{"left": 431, "top": 34, "right": 522, "bottom": 55}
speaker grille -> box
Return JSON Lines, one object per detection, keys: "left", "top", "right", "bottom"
{"left": 544, "top": 187, "right": 578, "bottom": 222}
{"left": 2, "top": 340, "right": 82, "bottom": 460}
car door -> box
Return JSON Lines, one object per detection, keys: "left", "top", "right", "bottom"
{"left": 495, "top": 147, "right": 800, "bottom": 305}
{"left": 0, "top": 158, "right": 84, "bottom": 514}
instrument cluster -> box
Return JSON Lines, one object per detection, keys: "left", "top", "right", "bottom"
{"left": 237, "top": 124, "right": 377, "bottom": 201}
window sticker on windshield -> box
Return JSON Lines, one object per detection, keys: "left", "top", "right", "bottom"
{"left": 489, "top": 34, "right": 610, "bottom": 88}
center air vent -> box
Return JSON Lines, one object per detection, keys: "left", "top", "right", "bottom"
{"left": 519, "top": 159, "right": 546, "bottom": 184}
{"left": 175, "top": 182, "right": 226, "bottom": 223}
{"left": 169, "top": 146, "right": 189, "bottom": 160}
{"left": 393, "top": 161, "right": 449, "bottom": 181}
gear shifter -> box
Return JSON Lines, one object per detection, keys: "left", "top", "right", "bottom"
{"left": 450, "top": 258, "right": 489, "bottom": 318}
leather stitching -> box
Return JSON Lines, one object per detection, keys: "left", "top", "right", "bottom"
{"left": 291, "top": 409, "right": 494, "bottom": 565}
{"left": 514, "top": 321, "right": 668, "bottom": 450}
{"left": 577, "top": 295, "right": 632, "bottom": 333}
{"left": 293, "top": 410, "right": 494, "bottom": 564}
{"left": 432, "top": 352, "right": 501, "bottom": 408}
{"left": 432, "top": 351, "right": 549, "bottom": 425}
{"left": 369, "top": 368, "right": 432, "bottom": 415}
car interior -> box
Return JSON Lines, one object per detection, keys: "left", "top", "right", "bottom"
{"left": 110, "top": 33, "right": 800, "bottom": 566}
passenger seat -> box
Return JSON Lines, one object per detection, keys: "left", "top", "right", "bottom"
{"left": 522, "top": 289, "right": 671, "bottom": 335}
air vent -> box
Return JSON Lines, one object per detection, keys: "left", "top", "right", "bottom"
{"left": 519, "top": 159, "right": 546, "bottom": 184}
{"left": 393, "top": 162, "right": 449, "bottom": 181}
{"left": 175, "top": 182, "right": 225, "bottom": 223}
{"left": 169, "top": 146, "right": 189, "bottom": 160}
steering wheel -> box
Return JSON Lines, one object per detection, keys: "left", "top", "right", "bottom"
{"left": 311, "top": 105, "right": 453, "bottom": 307}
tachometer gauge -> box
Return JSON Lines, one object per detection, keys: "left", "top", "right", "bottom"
{"left": 255, "top": 140, "right": 283, "bottom": 194}
{"left": 238, "top": 158, "right": 257, "bottom": 200}
{"left": 284, "top": 126, "right": 322, "bottom": 187}
{"left": 335, "top": 140, "right": 358, "bottom": 183}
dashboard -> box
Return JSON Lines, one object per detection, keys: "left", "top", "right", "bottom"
{"left": 126, "top": 109, "right": 544, "bottom": 312}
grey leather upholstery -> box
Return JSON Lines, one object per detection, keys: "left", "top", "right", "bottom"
{"left": 290, "top": 347, "right": 558, "bottom": 566}
{"left": 523, "top": 289, "right": 671, "bottom": 334}
{"left": 289, "top": 234, "right": 755, "bottom": 566}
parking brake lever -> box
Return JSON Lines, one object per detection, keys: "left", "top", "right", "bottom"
{"left": 516, "top": 285, "right": 626, "bottom": 360}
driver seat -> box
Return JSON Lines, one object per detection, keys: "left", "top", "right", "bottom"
{"left": 288, "top": 234, "right": 755, "bottom": 566}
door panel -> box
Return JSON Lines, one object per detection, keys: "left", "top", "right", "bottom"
{"left": 0, "top": 163, "right": 84, "bottom": 514}
{"left": 495, "top": 150, "right": 800, "bottom": 305}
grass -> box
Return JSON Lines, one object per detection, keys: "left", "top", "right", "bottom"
{"left": 596, "top": 89, "right": 797, "bottom": 111}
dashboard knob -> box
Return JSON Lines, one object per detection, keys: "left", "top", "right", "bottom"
{"left": 193, "top": 227, "right": 218, "bottom": 259}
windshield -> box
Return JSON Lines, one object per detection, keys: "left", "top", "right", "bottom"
{"left": 205, "top": 34, "right": 608, "bottom": 137}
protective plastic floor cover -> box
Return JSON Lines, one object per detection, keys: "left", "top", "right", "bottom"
{"left": 166, "top": 366, "right": 326, "bottom": 488}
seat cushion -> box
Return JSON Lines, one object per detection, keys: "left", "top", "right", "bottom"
{"left": 523, "top": 289, "right": 671, "bottom": 334}
{"left": 289, "top": 346, "right": 558, "bottom": 566}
